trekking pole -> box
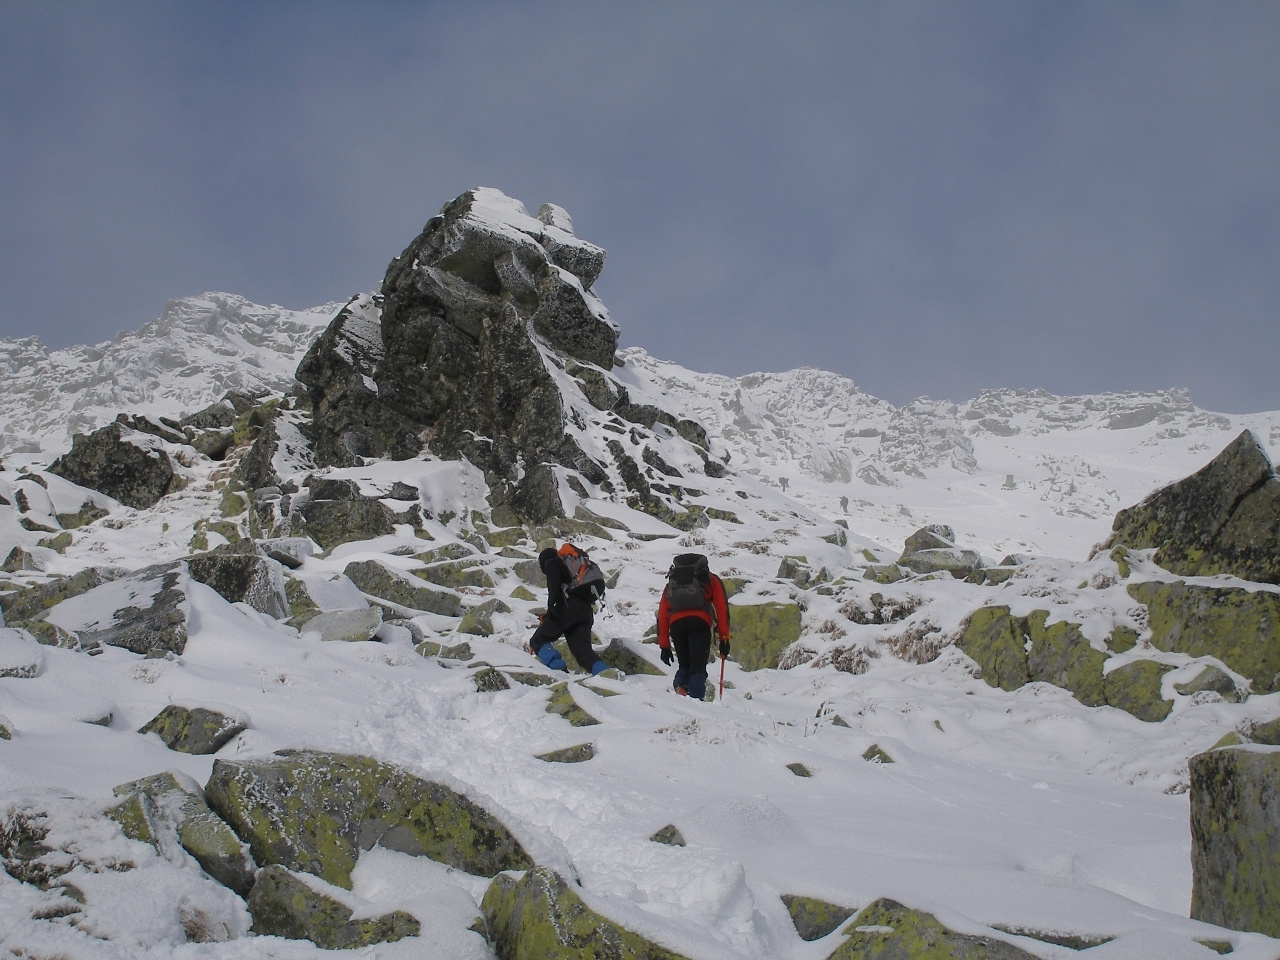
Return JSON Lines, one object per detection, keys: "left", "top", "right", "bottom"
{"left": 718, "top": 652, "right": 726, "bottom": 702}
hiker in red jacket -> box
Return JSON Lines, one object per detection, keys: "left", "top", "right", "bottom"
{"left": 656, "top": 553, "right": 731, "bottom": 699}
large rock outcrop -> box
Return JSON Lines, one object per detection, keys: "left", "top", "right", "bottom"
{"left": 48, "top": 422, "right": 179, "bottom": 510}
{"left": 1130, "top": 580, "right": 1280, "bottom": 694}
{"left": 203, "top": 750, "right": 531, "bottom": 888}
{"left": 957, "top": 607, "right": 1174, "bottom": 721}
{"left": 1106, "top": 430, "right": 1280, "bottom": 584}
{"left": 1190, "top": 745, "right": 1280, "bottom": 937}
{"left": 298, "top": 189, "right": 620, "bottom": 523}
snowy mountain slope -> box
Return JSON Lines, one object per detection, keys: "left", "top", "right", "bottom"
{"left": 2, "top": 292, "right": 1280, "bottom": 958}
{"left": 0, "top": 294, "right": 337, "bottom": 458}
{"left": 616, "top": 350, "right": 1280, "bottom": 562}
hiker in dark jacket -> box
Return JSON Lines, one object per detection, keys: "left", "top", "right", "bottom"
{"left": 528, "top": 545, "right": 611, "bottom": 676}
{"left": 656, "top": 555, "right": 731, "bottom": 700}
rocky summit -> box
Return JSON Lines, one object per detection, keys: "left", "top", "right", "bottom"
{"left": 1, "top": 187, "right": 1280, "bottom": 959}
{"left": 298, "top": 189, "right": 625, "bottom": 523}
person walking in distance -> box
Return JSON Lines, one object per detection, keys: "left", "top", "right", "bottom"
{"left": 656, "top": 553, "right": 731, "bottom": 699}
{"left": 528, "top": 544, "right": 616, "bottom": 677}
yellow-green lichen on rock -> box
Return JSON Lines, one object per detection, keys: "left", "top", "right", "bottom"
{"left": 1103, "top": 660, "right": 1174, "bottom": 722}
{"left": 109, "top": 771, "right": 256, "bottom": 895}
{"left": 1190, "top": 745, "right": 1280, "bottom": 938}
{"left": 1106, "top": 429, "right": 1280, "bottom": 584}
{"left": 1130, "top": 580, "right": 1280, "bottom": 693}
{"left": 780, "top": 894, "right": 855, "bottom": 942}
{"left": 1024, "top": 611, "right": 1107, "bottom": 707}
{"left": 956, "top": 607, "right": 1030, "bottom": 692}
{"left": 344, "top": 559, "right": 464, "bottom": 616}
{"left": 414, "top": 559, "right": 495, "bottom": 590}
{"left": 203, "top": 751, "right": 531, "bottom": 889}
{"left": 248, "top": 864, "right": 420, "bottom": 949}
{"left": 458, "top": 599, "right": 511, "bottom": 637}
{"left": 480, "top": 866, "right": 691, "bottom": 960}
{"left": 137, "top": 704, "right": 246, "bottom": 755}
{"left": 728, "top": 600, "right": 803, "bottom": 671}
{"left": 827, "top": 898, "right": 1038, "bottom": 959}
{"left": 546, "top": 683, "right": 599, "bottom": 727}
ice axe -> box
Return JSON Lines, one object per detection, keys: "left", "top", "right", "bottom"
{"left": 718, "top": 635, "right": 730, "bottom": 701}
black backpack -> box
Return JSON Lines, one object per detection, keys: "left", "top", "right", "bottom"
{"left": 666, "top": 553, "right": 711, "bottom": 613}
{"left": 559, "top": 544, "right": 607, "bottom": 601}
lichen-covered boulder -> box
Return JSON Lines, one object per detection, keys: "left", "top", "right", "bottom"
{"left": 1103, "top": 660, "right": 1173, "bottom": 722}
{"left": 137, "top": 705, "right": 246, "bottom": 755}
{"left": 957, "top": 607, "right": 1174, "bottom": 720}
{"left": 414, "top": 559, "right": 496, "bottom": 590}
{"left": 1106, "top": 430, "right": 1280, "bottom": 584}
{"left": 186, "top": 544, "right": 288, "bottom": 619}
{"left": 1190, "top": 745, "right": 1280, "bottom": 937}
{"left": 1130, "top": 581, "right": 1280, "bottom": 693}
{"left": 480, "top": 866, "right": 690, "bottom": 960}
{"left": 459, "top": 599, "right": 511, "bottom": 637}
{"left": 1176, "top": 665, "right": 1241, "bottom": 701}
{"left": 828, "top": 898, "right": 1037, "bottom": 958}
{"left": 546, "top": 683, "right": 599, "bottom": 726}
{"left": 109, "top": 771, "right": 255, "bottom": 895}
{"left": 300, "top": 499, "right": 397, "bottom": 550}
{"left": 203, "top": 751, "right": 532, "bottom": 888}
{"left": 898, "top": 525, "right": 983, "bottom": 578}
{"left": 248, "top": 864, "right": 420, "bottom": 949}
{"left": 956, "top": 607, "right": 1030, "bottom": 692}
{"left": 344, "top": 559, "right": 463, "bottom": 616}
{"left": 650, "top": 824, "right": 685, "bottom": 846}
{"left": 728, "top": 601, "right": 803, "bottom": 671}
{"left": 1024, "top": 611, "right": 1107, "bottom": 707}
{"left": 780, "top": 894, "right": 855, "bottom": 942}
{"left": 415, "top": 639, "right": 474, "bottom": 661}
{"left": 902, "top": 525, "right": 955, "bottom": 553}
{"left": 48, "top": 422, "right": 178, "bottom": 509}
{"left": 598, "top": 638, "right": 663, "bottom": 676}
{"left": 536, "top": 743, "right": 594, "bottom": 763}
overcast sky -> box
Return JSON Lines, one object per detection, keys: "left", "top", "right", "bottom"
{"left": 2, "top": 3, "right": 1277, "bottom": 413}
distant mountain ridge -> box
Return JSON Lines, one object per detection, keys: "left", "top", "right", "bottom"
{"left": 0, "top": 293, "right": 336, "bottom": 456}
{"left": 2, "top": 288, "right": 1278, "bottom": 560}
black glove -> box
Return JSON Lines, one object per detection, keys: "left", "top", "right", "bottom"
{"left": 660, "top": 646, "right": 674, "bottom": 666}
{"left": 719, "top": 639, "right": 730, "bottom": 658}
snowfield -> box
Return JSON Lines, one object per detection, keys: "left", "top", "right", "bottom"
{"left": 1, "top": 296, "right": 1279, "bottom": 958}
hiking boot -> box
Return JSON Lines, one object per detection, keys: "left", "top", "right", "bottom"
{"left": 674, "top": 685, "right": 688, "bottom": 697}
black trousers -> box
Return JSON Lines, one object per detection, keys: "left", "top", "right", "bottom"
{"left": 529, "top": 597, "right": 599, "bottom": 672}
{"left": 671, "top": 617, "right": 712, "bottom": 698}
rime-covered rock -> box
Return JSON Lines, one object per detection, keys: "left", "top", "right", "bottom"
{"left": 299, "top": 606, "right": 382, "bottom": 642}
{"left": 1106, "top": 429, "right": 1280, "bottom": 584}
{"left": 297, "top": 189, "right": 622, "bottom": 523}
{"left": 203, "top": 750, "right": 531, "bottom": 888}
{"left": 137, "top": 705, "right": 246, "bottom": 755}
{"left": 48, "top": 422, "right": 178, "bottom": 509}
{"left": 186, "top": 543, "right": 288, "bottom": 619}
{"left": 42, "top": 563, "right": 189, "bottom": 656}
